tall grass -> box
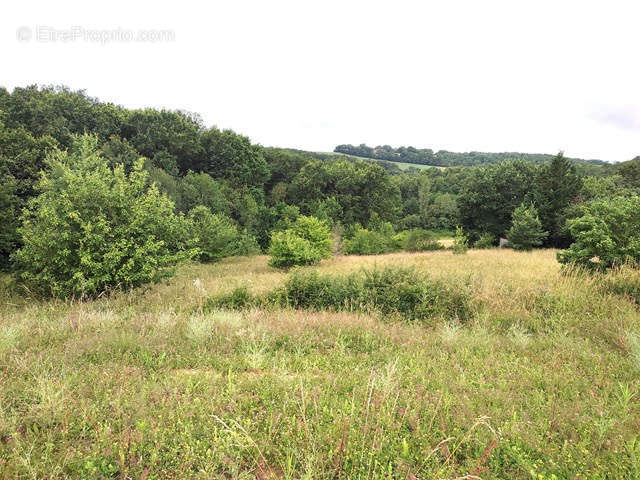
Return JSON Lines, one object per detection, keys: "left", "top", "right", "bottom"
{"left": 1, "top": 251, "right": 640, "bottom": 478}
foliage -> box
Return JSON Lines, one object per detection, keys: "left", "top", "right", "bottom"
{"left": 533, "top": 152, "right": 582, "bottom": 247}
{"left": 335, "top": 143, "right": 605, "bottom": 168}
{"left": 0, "top": 171, "right": 20, "bottom": 270}
{"left": 268, "top": 216, "right": 332, "bottom": 268}
{"left": 473, "top": 232, "right": 496, "bottom": 249}
{"left": 458, "top": 161, "right": 537, "bottom": 242}
{"left": 13, "top": 135, "right": 195, "bottom": 298}
{"left": 2, "top": 249, "right": 640, "bottom": 478}
{"left": 404, "top": 229, "right": 444, "bottom": 252}
{"left": 558, "top": 196, "right": 640, "bottom": 271}
{"left": 266, "top": 266, "right": 473, "bottom": 323}
{"left": 177, "top": 171, "right": 229, "bottom": 214}
{"left": 507, "top": 203, "right": 548, "bottom": 251}
{"left": 187, "top": 206, "right": 241, "bottom": 263}
{"left": 343, "top": 228, "right": 395, "bottom": 255}
{"left": 452, "top": 226, "right": 469, "bottom": 254}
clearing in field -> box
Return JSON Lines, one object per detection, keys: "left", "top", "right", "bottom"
{"left": 1, "top": 249, "right": 639, "bottom": 478}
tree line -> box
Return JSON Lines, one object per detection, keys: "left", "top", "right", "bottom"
{"left": 1, "top": 85, "right": 639, "bottom": 296}
{"left": 334, "top": 143, "right": 608, "bottom": 169}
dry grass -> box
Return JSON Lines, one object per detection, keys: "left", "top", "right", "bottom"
{"left": 1, "top": 249, "right": 639, "bottom": 478}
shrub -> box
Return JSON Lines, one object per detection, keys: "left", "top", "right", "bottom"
{"left": 188, "top": 206, "right": 239, "bottom": 263}
{"left": 204, "top": 286, "right": 255, "bottom": 311}
{"left": 343, "top": 228, "right": 394, "bottom": 255}
{"left": 269, "top": 266, "right": 474, "bottom": 323}
{"left": 268, "top": 215, "right": 332, "bottom": 268}
{"left": 558, "top": 196, "right": 640, "bottom": 271}
{"left": 404, "top": 229, "right": 444, "bottom": 252}
{"left": 507, "top": 203, "right": 548, "bottom": 251}
{"left": 473, "top": 232, "right": 496, "bottom": 249}
{"left": 452, "top": 227, "right": 469, "bottom": 255}
{"left": 13, "top": 135, "right": 195, "bottom": 298}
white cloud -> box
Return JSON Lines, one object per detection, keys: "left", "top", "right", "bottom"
{"left": 2, "top": 0, "right": 639, "bottom": 162}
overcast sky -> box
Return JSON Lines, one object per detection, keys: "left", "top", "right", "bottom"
{"left": 3, "top": 0, "right": 639, "bottom": 162}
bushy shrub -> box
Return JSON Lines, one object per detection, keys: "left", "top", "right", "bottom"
{"left": 558, "top": 196, "right": 640, "bottom": 271}
{"left": 507, "top": 203, "right": 548, "bottom": 251}
{"left": 404, "top": 229, "right": 444, "bottom": 252}
{"left": 452, "top": 227, "right": 469, "bottom": 255}
{"left": 269, "top": 266, "right": 473, "bottom": 323}
{"left": 343, "top": 228, "right": 395, "bottom": 255}
{"left": 13, "top": 135, "right": 196, "bottom": 298}
{"left": 204, "top": 286, "right": 255, "bottom": 311}
{"left": 473, "top": 232, "right": 496, "bottom": 249}
{"left": 188, "top": 206, "right": 241, "bottom": 263}
{"left": 268, "top": 215, "right": 332, "bottom": 268}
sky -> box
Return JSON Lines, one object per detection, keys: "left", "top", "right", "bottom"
{"left": 2, "top": 0, "right": 639, "bottom": 162}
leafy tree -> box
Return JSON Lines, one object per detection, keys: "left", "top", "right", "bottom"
{"left": 617, "top": 156, "right": 640, "bottom": 190}
{"left": 458, "top": 161, "right": 537, "bottom": 242}
{"left": 123, "top": 108, "right": 204, "bottom": 173}
{"left": 187, "top": 206, "right": 240, "bottom": 262}
{"left": 268, "top": 216, "right": 332, "bottom": 268}
{"left": 557, "top": 196, "right": 640, "bottom": 271}
{"left": 0, "top": 170, "right": 20, "bottom": 270}
{"left": 100, "top": 135, "right": 141, "bottom": 172}
{"left": 13, "top": 135, "right": 195, "bottom": 298}
{"left": 200, "top": 127, "right": 270, "bottom": 189}
{"left": 507, "top": 203, "right": 548, "bottom": 250}
{"left": 177, "top": 171, "right": 229, "bottom": 214}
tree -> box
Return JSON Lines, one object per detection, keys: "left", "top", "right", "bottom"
{"left": 268, "top": 216, "right": 332, "bottom": 268}
{"left": 533, "top": 152, "right": 582, "bottom": 247}
{"left": 177, "top": 171, "right": 229, "bottom": 214}
{"left": 507, "top": 203, "right": 548, "bottom": 251}
{"left": 617, "top": 156, "right": 640, "bottom": 190}
{"left": 452, "top": 226, "right": 469, "bottom": 254}
{"left": 13, "top": 135, "right": 195, "bottom": 298}
{"left": 557, "top": 196, "right": 640, "bottom": 271}
{"left": 0, "top": 170, "right": 20, "bottom": 270}
{"left": 187, "top": 206, "right": 241, "bottom": 262}
{"left": 200, "top": 127, "right": 270, "bottom": 189}
{"left": 458, "top": 161, "right": 537, "bottom": 242}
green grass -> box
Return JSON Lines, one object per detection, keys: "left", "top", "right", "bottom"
{"left": 1, "top": 250, "right": 639, "bottom": 478}
{"left": 321, "top": 152, "right": 442, "bottom": 171}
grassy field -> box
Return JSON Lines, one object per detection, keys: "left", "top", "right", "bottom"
{"left": 1, "top": 249, "right": 640, "bottom": 478}
{"left": 321, "top": 152, "right": 442, "bottom": 171}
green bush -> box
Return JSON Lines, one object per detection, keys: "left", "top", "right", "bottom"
{"left": 13, "top": 135, "right": 196, "bottom": 298}
{"left": 343, "top": 228, "right": 396, "bottom": 255}
{"left": 404, "top": 229, "right": 444, "bottom": 252}
{"left": 558, "top": 196, "right": 640, "bottom": 271}
{"left": 507, "top": 203, "right": 548, "bottom": 251}
{"left": 473, "top": 232, "right": 496, "bottom": 249}
{"left": 204, "top": 286, "right": 255, "bottom": 311}
{"left": 269, "top": 266, "right": 474, "bottom": 323}
{"left": 268, "top": 215, "right": 332, "bottom": 268}
{"left": 452, "top": 227, "right": 469, "bottom": 255}
{"left": 188, "top": 206, "right": 240, "bottom": 263}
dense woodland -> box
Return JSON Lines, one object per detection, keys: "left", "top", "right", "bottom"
{"left": 334, "top": 143, "right": 609, "bottom": 169}
{"left": 1, "top": 85, "right": 639, "bottom": 293}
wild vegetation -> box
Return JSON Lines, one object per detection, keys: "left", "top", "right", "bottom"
{"left": 2, "top": 250, "right": 640, "bottom": 478}
{"left": 1, "top": 85, "right": 640, "bottom": 478}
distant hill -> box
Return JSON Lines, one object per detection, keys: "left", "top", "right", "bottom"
{"left": 334, "top": 143, "right": 608, "bottom": 168}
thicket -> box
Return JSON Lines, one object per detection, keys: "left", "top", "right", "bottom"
{"left": 206, "top": 266, "right": 474, "bottom": 323}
